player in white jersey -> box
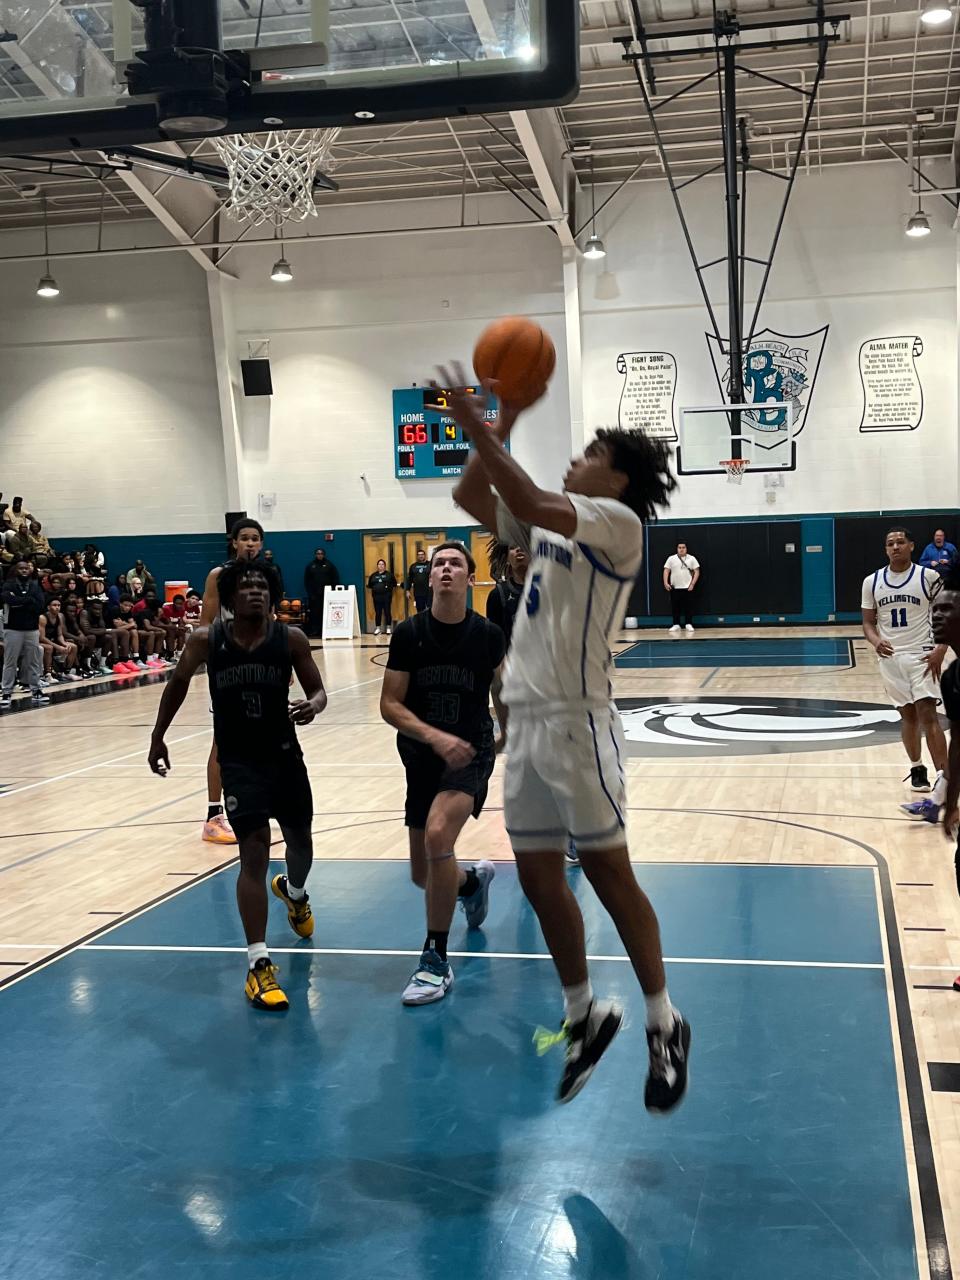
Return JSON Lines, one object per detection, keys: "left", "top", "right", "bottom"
{"left": 446, "top": 364, "right": 689, "bottom": 1112}
{"left": 861, "top": 526, "right": 948, "bottom": 803}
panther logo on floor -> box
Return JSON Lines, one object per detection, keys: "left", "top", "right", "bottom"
{"left": 617, "top": 695, "right": 902, "bottom": 758}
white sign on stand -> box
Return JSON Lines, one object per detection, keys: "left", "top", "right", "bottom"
{"left": 321, "top": 585, "right": 361, "bottom": 641}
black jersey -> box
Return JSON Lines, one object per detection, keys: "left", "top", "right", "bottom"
{"left": 406, "top": 562, "right": 432, "bottom": 598}
{"left": 387, "top": 609, "right": 505, "bottom": 750}
{"left": 207, "top": 620, "right": 299, "bottom": 765}
{"left": 368, "top": 570, "right": 395, "bottom": 598}
{"left": 485, "top": 578, "right": 524, "bottom": 649}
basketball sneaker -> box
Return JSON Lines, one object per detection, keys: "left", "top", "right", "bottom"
{"left": 684, "top": 624, "right": 695, "bottom": 633}
{"left": 907, "top": 765, "right": 931, "bottom": 792}
{"left": 0, "top": 697, "right": 10, "bottom": 711}
{"left": 401, "top": 949, "right": 454, "bottom": 1005}
{"left": 552, "top": 999, "right": 623, "bottom": 1103}
{"left": 202, "top": 814, "right": 238, "bottom": 844}
{"left": 244, "top": 958, "right": 289, "bottom": 1011}
{"left": 271, "top": 873, "right": 314, "bottom": 937}
{"left": 31, "top": 692, "right": 51, "bottom": 706}
{"left": 460, "top": 860, "right": 495, "bottom": 929}
{"left": 122, "top": 661, "right": 140, "bottom": 673}
{"left": 668, "top": 624, "right": 681, "bottom": 635}
{"left": 645, "top": 1013, "right": 691, "bottom": 1113}
{"left": 565, "top": 839, "right": 580, "bottom": 866}
{"left": 900, "top": 798, "right": 940, "bottom": 824}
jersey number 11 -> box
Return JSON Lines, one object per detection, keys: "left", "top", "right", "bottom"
{"left": 890, "top": 607, "right": 908, "bottom": 628}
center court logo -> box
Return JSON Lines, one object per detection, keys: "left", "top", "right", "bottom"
{"left": 616, "top": 696, "right": 902, "bottom": 758}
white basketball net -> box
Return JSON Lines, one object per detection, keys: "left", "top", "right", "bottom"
{"left": 721, "top": 458, "right": 749, "bottom": 485}
{"left": 210, "top": 127, "right": 341, "bottom": 227}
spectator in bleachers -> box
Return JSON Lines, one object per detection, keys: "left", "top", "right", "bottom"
{"left": 0, "top": 559, "right": 49, "bottom": 710}
{"left": 161, "top": 593, "right": 188, "bottom": 659}
{"left": 2, "top": 496, "right": 31, "bottom": 534}
{"left": 5, "top": 521, "right": 33, "bottom": 563}
{"left": 920, "top": 529, "right": 958, "bottom": 573}
{"left": 26, "top": 521, "right": 55, "bottom": 568}
{"left": 107, "top": 595, "right": 146, "bottom": 669}
{"left": 127, "top": 559, "right": 157, "bottom": 593}
{"left": 40, "top": 598, "right": 80, "bottom": 682}
{"left": 184, "top": 589, "right": 202, "bottom": 626}
{"left": 83, "top": 543, "right": 105, "bottom": 574}
{"left": 133, "top": 588, "right": 170, "bottom": 665}
{"left": 62, "top": 574, "right": 84, "bottom": 602}
{"left": 62, "top": 600, "right": 99, "bottom": 676}
{"left": 79, "top": 597, "right": 123, "bottom": 671}
{"left": 108, "top": 573, "right": 128, "bottom": 606}
{"left": 44, "top": 573, "right": 64, "bottom": 604}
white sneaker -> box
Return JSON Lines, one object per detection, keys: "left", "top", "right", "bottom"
{"left": 685, "top": 624, "right": 695, "bottom": 633}
{"left": 385, "top": 626, "right": 391, "bottom": 635}
{"left": 668, "top": 624, "right": 681, "bottom": 635}
{"left": 374, "top": 627, "right": 381, "bottom": 636}
{"left": 401, "top": 949, "right": 454, "bottom": 1005}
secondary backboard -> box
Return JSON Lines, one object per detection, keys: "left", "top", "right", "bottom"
{"left": 0, "top": 0, "right": 577, "bottom": 153}
{"left": 677, "top": 403, "right": 797, "bottom": 476}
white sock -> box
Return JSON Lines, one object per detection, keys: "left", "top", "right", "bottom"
{"left": 909, "top": 760, "right": 923, "bottom": 769}
{"left": 285, "top": 879, "right": 305, "bottom": 901}
{"left": 247, "top": 942, "right": 270, "bottom": 969}
{"left": 932, "top": 771, "right": 948, "bottom": 805}
{"left": 562, "top": 980, "right": 594, "bottom": 1025}
{"left": 644, "top": 987, "right": 676, "bottom": 1033}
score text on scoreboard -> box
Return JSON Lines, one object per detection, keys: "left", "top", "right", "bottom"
{"left": 393, "top": 387, "right": 504, "bottom": 479}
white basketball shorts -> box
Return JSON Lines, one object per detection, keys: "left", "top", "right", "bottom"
{"left": 878, "top": 650, "right": 940, "bottom": 708}
{"left": 504, "top": 704, "right": 627, "bottom": 854}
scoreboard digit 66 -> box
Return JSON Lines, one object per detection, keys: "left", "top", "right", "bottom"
{"left": 393, "top": 387, "right": 504, "bottom": 479}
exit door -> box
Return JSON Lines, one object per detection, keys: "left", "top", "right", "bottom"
{"left": 404, "top": 531, "right": 446, "bottom": 616}
{"left": 362, "top": 533, "right": 404, "bottom": 633}
{"left": 470, "top": 530, "right": 495, "bottom": 617}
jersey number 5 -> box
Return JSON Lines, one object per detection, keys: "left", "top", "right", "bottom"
{"left": 525, "top": 572, "right": 543, "bottom": 617}
{"left": 889, "top": 607, "right": 908, "bottom": 628}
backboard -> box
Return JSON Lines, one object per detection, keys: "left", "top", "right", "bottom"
{"left": 677, "top": 403, "right": 797, "bottom": 476}
{"left": 0, "top": 0, "right": 578, "bottom": 153}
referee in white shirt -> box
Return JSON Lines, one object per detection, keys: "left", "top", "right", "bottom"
{"left": 663, "top": 541, "right": 700, "bottom": 633}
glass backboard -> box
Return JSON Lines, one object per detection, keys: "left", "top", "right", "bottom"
{"left": 0, "top": 0, "right": 577, "bottom": 153}
{"left": 677, "top": 403, "right": 798, "bottom": 476}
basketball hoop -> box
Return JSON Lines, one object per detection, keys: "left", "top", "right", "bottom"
{"left": 210, "top": 128, "right": 341, "bottom": 227}
{"left": 721, "top": 458, "right": 749, "bottom": 485}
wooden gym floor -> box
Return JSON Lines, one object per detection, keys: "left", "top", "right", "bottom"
{"left": 1, "top": 626, "right": 958, "bottom": 1280}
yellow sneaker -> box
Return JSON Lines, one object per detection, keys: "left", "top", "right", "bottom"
{"left": 271, "top": 873, "right": 315, "bottom": 938}
{"left": 202, "top": 814, "right": 238, "bottom": 844}
{"left": 244, "top": 958, "right": 289, "bottom": 1010}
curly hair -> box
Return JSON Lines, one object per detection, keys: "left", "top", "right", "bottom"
{"left": 593, "top": 428, "right": 678, "bottom": 522}
{"left": 487, "top": 537, "right": 510, "bottom": 580}
{"left": 217, "top": 559, "right": 282, "bottom": 611}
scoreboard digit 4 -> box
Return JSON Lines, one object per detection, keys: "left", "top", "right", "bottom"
{"left": 393, "top": 387, "right": 503, "bottom": 479}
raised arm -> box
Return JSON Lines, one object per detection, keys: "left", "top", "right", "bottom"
{"left": 441, "top": 365, "right": 574, "bottom": 538}
{"left": 451, "top": 388, "right": 522, "bottom": 530}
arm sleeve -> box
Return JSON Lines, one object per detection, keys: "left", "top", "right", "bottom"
{"left": 860, "top": 573, "right": 877, "bottom": 610}
{"left": 494, "top": 497, "right": 532, "bottom": 555}
{"left": 485, "top": 587, "right": 503, "bottom": 628}
{"left": 385, "top": 624, "right": 417, "bottom": 672}
{"left": 569, "top": 496, "right": 644, "bottom": 570}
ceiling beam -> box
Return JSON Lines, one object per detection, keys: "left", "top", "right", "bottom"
{"left": 509, "top": 109, "right": 578, "bottom": 250}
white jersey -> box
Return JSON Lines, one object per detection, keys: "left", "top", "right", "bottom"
{"left": 861, "top": 563, "right": 937, "bottom": 653}
{"left": 496, "top": 494, "right": 642, "bottom": 708}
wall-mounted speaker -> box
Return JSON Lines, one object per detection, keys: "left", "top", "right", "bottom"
{"left": 241, "top": 358, "right": 273, "bottom": 396}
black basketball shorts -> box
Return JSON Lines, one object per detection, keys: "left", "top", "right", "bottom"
{"left": 220, "top": 747, "right": 313, "bottom": 841}
{"left": 398, "top": 738, "right": 495, "bottom": 830}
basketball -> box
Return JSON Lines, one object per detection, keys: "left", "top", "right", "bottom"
{"left": 473, "top": 317, "right": 555, "bottom": 407}
{"left": 290, "top": 598, "right": 301, "bottom": 610}
{"left": 279, "top": 598, "right": 291, "bottom": 612}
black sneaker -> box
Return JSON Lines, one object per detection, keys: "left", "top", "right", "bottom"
{"left": 557, "top": 1000, "right": 623, "bottom": 1103}
{"left": 31, "top": 692, "right": 51, "bottom": 706}
{"left": 908, "top": 765, "right": 931, "bottom": 793}
{"left": 0, "top": 696, "right": 11, "bottom": 711}
{"left": 645, "top": 1014, "right": 691, "bottom": 1113}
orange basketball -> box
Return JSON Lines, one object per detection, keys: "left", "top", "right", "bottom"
{"left": 290, "top": 598, "right": 301, "bottom": 610}
{"left": 473, "top": 317, "right": 555, "bottom": 407}
{"left": 279, "top": 599, "right": 291, "bottom": 612}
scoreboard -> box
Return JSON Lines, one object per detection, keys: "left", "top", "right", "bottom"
{"left": 393, "top": 387, "right": 504, "bottom": 479}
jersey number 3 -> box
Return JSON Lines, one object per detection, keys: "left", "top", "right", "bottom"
{"left": 525, "top": 572, "right": 543, "bottom": 617}
{"left": 889, "top": 607, "right": 908, "bottom": 628}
